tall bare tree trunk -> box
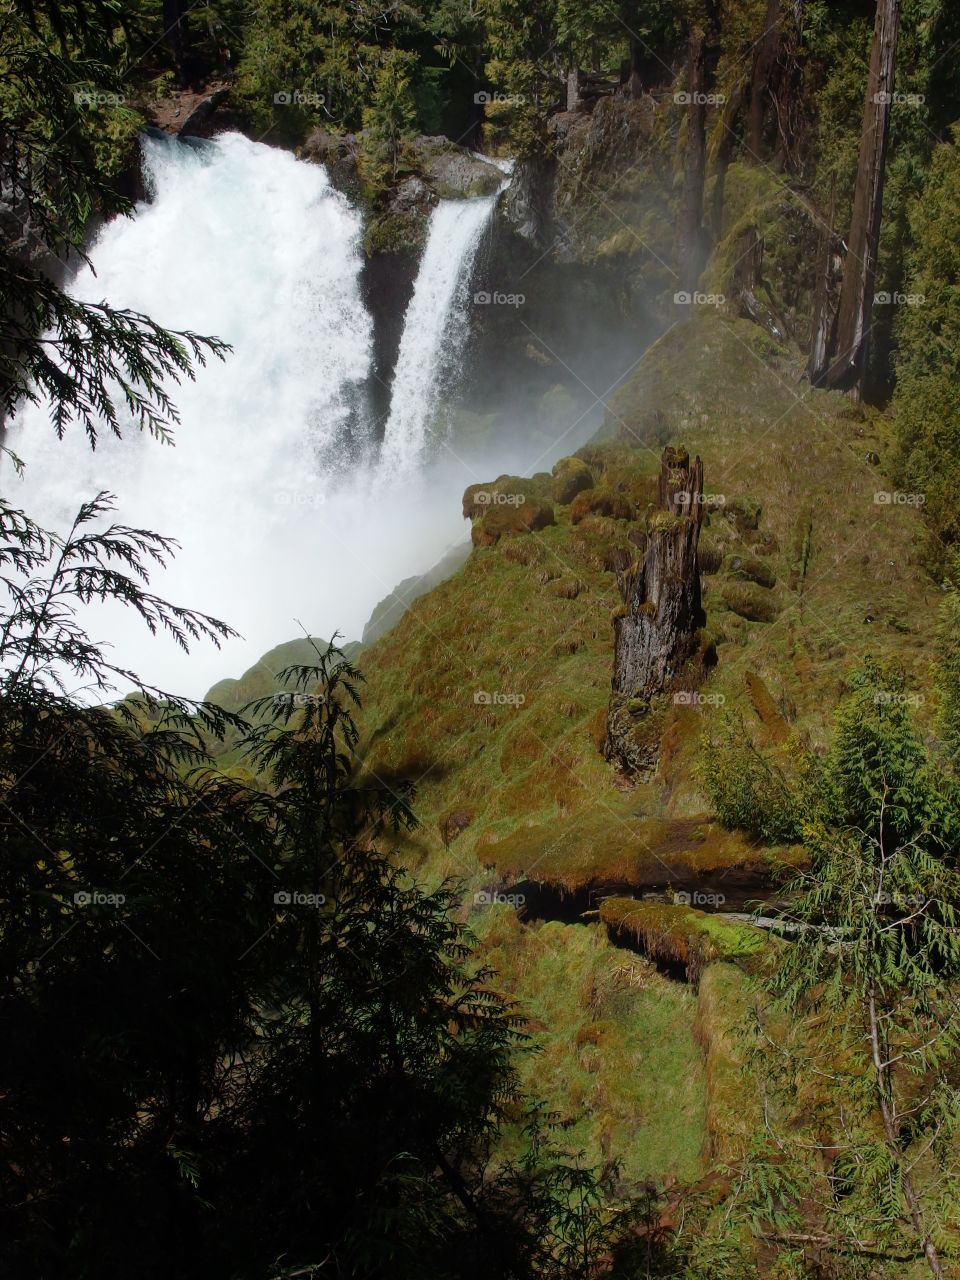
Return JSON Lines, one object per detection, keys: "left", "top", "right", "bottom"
{"left": 807, "top": 181, "right": 843, "bottom": 381}
{"left": 818, "top": 0, "right": 901, "bottom": 394}
{"left": 678, "top": 28, "right": 707, "bottom": 293}
{"left": 748, "top": 0, "right": 781, "bottom": 160}
{"left": 163, "top": 0, "right": 190, "bottom": 86}
{"left": 626, "top": 35, "right": 645, "bottom": 99}
{"left": 710, "top": 85, "right": 743, "bottom": 238}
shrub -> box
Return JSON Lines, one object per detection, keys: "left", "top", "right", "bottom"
{"left": 700, "top": 714, "right": 806, "bottom": 843}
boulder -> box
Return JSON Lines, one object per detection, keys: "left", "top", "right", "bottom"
{"left": 551, "top": 456, "right": 594, "bottom": 504}
{"left": 570, "top": 488, "right": 633, "bottom": 524}
{"left": 472, "top": 498, "right": 556, "bottom": 547}
{"left": 720, "top": 581, "right": 779, "bottom": 623}
{"left": 462, "top": 474, "right": 550, "bottom": 520}
{"left": 405, "top": 136, "right": 504, "bottom": 199}
{"left": 722, "top": 554, "right": 776, "bottom": 589}
{"left": 178, "top": 89, "right": 230, "bottom": 139}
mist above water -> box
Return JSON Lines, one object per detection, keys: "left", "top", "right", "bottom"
{"left": 8, "top": 132, "right": 594, "bottom": 700}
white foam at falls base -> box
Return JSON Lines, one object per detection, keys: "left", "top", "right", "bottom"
{"left": 377, "top": 195, "right": 496, "bottom": 480}
{"left": 6, "top": 132, "right": 464, "bottom": 699}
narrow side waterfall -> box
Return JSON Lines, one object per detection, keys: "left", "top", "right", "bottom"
{"left": 7, "top": 133, "right": 464, "bottom": 697}
{"left": 377, "top": 196, "right": 497, "bottom": 478}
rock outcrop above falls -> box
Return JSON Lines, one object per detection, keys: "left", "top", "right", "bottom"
{"left": 303, "top": 130, "right": 503, "bottom": 245}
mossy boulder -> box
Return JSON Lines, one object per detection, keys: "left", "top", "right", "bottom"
{"left": 551, "top": 456, "right": 595, "bottom": 504}
{"left": 722, "top": 554, "right": 776, "bottom": 589}
{"left": 698, "top": 537, "right": 725, "bottom": 574}
{"left": 720, "top": 581, "right": 779, "bottom": 623}
{"left": 364, "top": 203, "right": 428, "bottom": 256}
{"left": 463, "top": 474, "right": 549, "bottom": 520}
{"left": 570, "top": 488, "right": 634, "bottom": 525}
{"left": 749, "top": 529, "right": 779, "bottom": 556}
{"left": 472, "top": 497, "right": 556, "bottom": 547}
{"left": 721, "top": 495, "right": 762, "bottom": 534}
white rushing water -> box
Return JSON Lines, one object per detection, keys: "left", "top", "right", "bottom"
{"left": 7, "top": 132, "right": 469, "bottom": 698}
{"left": 377, "top": 196, "right": 496, "bottom": 479}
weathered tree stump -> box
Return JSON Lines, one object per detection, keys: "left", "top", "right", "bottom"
{"left": 605, "top": 447, "right": 707, "bottom": 773}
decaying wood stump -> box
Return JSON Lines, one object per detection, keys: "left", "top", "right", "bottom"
{"left": 605, "top": 447, "right": 707, "bottom": 773}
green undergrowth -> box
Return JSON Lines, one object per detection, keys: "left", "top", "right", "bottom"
{"left": 475, "top": 907, "right": 707, "bottom": 1186}
{"left": 693, "top": 962, "right": 759, "bottom": 1165}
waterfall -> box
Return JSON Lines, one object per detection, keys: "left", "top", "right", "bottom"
{"left": 377, "top": 195, "right": 497, "bottom": 479}
{"left": 6, "top": 135, "right": 530, "bottom": 698}
{"left": 6, "top": 133, "right": 455, "bottom": 697}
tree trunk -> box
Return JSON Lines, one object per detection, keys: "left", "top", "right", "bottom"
{"left": 710, "top": 85, "right": 744, "bottom": 238}
{"left": 678, "top": 28, "right": 708, "bottom": 293}
{"left": 730, "top": 225, "right": 789, "bottom": 342}
{"left": 819, "top": 0, "right": 901, "bottom": 394}
{"left": 566, "top": 67, "right": 581, "bottom": 112}
{"left": 807, "top": 181, "right": 844, "bottom": 383}
{"left": 748, "top": 0, "right": 782, "bottom": 161}
{"left": 162, "top": 0, "right": 190, "bottom": 86}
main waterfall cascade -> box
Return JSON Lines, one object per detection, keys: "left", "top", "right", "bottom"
{"left": 7, "top": 134, "right": 551, "bottom": 697}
